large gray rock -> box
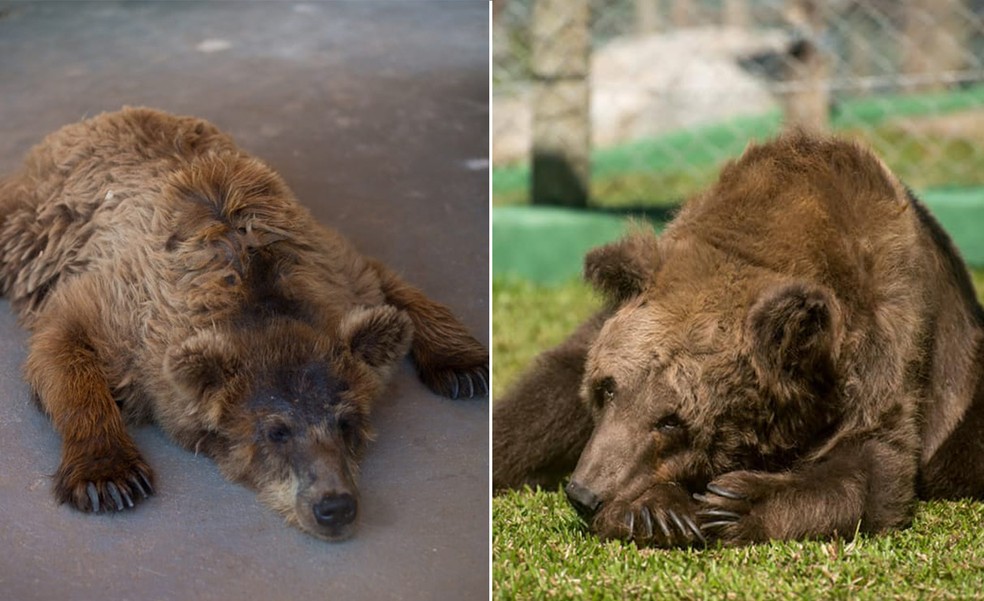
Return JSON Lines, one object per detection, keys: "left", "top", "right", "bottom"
{"left": 493, "top": 27, "right": 787, "bottom": 165}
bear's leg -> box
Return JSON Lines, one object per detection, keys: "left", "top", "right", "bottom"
{"left": 919, "top": 344, "right": 984, "bottom": 499}
{"left": 26, "top": 313, "right": 154, "bottom": 512}
{"left": 696, "top": 438, "right": 916, "bottom": 545}
{"left": 492, "top": 312, "right": 607, "bottom": 492}
{"left": 368, "top": 259, "right": 488, "bottom": 400}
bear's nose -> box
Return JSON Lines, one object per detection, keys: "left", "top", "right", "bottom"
{"left": 565, "top": 480, "right": 602, "bottom": 519}
{"left": 313, "top": 493, "right": 357, "bottom": 527}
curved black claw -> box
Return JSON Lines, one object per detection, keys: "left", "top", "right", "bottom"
{"left": 107, "top": 482, "right": 124, "bottom": 511}
{"left": 86, "top": 483, "right": 100, "bottom": 513}
{"left": 138, "top": 471, "right": 155, "bottom": 495}
{"left": 638, "top": 507, "right": 653, "bottom": 539}
{"left": 706, "top": 483, "right": 745, "bottom": 500}
{"left": 130, "top": 475, "right": 149, "bottom": 499}
{"left": 458, "top": 372, "right": 474, "bottom": 399}
{"left": 473, "top": 367, "right": 489, "bottom": 397}
{"left": 623, "top": 510, "right": 635, "bottom": 538}
{"left": 667, "top": 509, "right": 686, "bottom": 537}
{"left": 697, "top": 508, "right": 742, "bottom": 521}
{"left": 682, "top": 514, "right": 706, "bottom": 545}
{"left": 655, "top": 512, "right": 672, "bottom": 539}
{"left": 700, "top": 521, "right": 737, "bottom": 533}
{"left": 120, "top": 487, "right": 134, "bottom": 509}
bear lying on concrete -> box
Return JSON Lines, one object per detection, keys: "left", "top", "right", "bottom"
{"left": 493, "top": 132, "right": 984, "bottom": 547}
{"left": 0, "top": 107, "right": 488, "bottom": 541}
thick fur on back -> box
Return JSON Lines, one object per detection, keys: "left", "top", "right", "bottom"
{"left": 0, "top": 108, "right": 384, "bottom": 425}
{"left": 661, "top": 133, "right": 982, "bottom": 466}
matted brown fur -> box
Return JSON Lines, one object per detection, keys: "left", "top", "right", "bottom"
{"left": 493, "top": 132, "right": 984, "bottom": 547}
{"left": 0, "top": 107, "right": 488, "bottom": 541}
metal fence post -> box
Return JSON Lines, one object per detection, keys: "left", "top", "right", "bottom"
{"left": 782, "top": 0, "right": 830, "bottom": 131}
{"left": 636, "top": 0, "right": 662, "bottom": 34}
{"left": 671, "top": 0, "right": 694, "bottom": 27}
{"left": 530, "top": 0, "right": 591, "bottom": 207}
{"left": 903, "top": 0, "right": 967, "bottom": 90}
{"left": 722, "top": 0, "right": 749, "bottom": 28}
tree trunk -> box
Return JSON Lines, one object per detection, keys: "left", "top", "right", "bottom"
{"left": 530, "top": 0, "right": 591, "bottom": 206}
{"left": 782, "top": 0, "right": 829, "bottom": 131}
{"left": 636, "top": 0, "right": 662, "bottom": 34}
{"left": 903, "top": 0, "right": 967, "bottom": 91}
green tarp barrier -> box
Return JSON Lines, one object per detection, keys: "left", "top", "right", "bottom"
{"left": 493, "top": 188, "right": 984, "bottom": 284}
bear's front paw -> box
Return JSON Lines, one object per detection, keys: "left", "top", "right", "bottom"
{"left": 695, "top": 471, "right": 775, "bottom": 545}
{"left": 54, "top": 442, "right": 155, "bottom": 513}
{"left": 593, "top": 484, "right": 705, "bottom": 548}
{"left": 419, "top": 363, "right": 489, "bottom": 400}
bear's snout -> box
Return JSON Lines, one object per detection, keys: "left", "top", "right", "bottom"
{"left": 313, "top": 493, "right": 357, "bottom": 528}
{"left": 565, "top": 480, "right": 602, "bottom": 519}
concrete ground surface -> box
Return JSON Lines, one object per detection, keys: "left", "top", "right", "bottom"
{"left": 0, "top": 2, "right": 489, "bottom": 600}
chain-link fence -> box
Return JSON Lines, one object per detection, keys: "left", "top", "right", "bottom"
{"left": 493, "top": 0, "right": 984, "bottom": 208}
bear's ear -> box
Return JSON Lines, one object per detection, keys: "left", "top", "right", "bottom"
{"left": 339, "top": 305, "right": 414, "bottom": 370}
{"left": 164, "top": 330, "right": 242, "bottom": 399}
{"left": 584, "top": 227, "right": 659, "bottom": 303}
{"left": 745, "top": 282, "right": 840, "bottom": 400}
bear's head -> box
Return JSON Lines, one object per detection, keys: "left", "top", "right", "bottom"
{"left": 163, "top": 305, "right": 412, "bottom": 541}
{"left": 566, "top": 230, "right": 844, "bottom": 545}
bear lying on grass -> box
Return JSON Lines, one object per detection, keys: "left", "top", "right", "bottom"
{"left": 0, "top": 107, "right": 488, "bottom": 541}
{"left": 493, "top": 132, "right": 984, "bottom": 547}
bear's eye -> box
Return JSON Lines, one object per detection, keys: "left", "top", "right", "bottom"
{"left": 337, "top": 415, "right": 364, "bottom": 450}
{"left": 653, "top": 414, "right": 683, "bottom": 433}
{"left": 593, "top": 377, "right": 616, "bottom": 407}
{"left": 338, "top": 415, "right": 359, "bottom": 441}
{"left": 338, "top": 417, "right": 352, "bottom": 435}
{"left": 266, "top": 423, "right": 292, "bottom": 443}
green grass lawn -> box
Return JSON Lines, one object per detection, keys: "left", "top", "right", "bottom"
{"left": 492, "top": 270, "right": 984, "bottom": 600}
{"left": 492, "top": 278, "right": 599, "bottom": 398}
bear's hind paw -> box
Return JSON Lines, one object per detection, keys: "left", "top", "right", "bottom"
{"left": 419, "top": 364, "right": 489, "bottom": 400}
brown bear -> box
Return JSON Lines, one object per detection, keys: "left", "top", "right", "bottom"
{"left": 0, "top": 107, "right": 488, "bottom": 541}
{"left": 493, "top": 132, "right": 984, "bottom": 547}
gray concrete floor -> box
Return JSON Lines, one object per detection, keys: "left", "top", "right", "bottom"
{"left": 0, "top": 2, "right": 488, "bottom": 600}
